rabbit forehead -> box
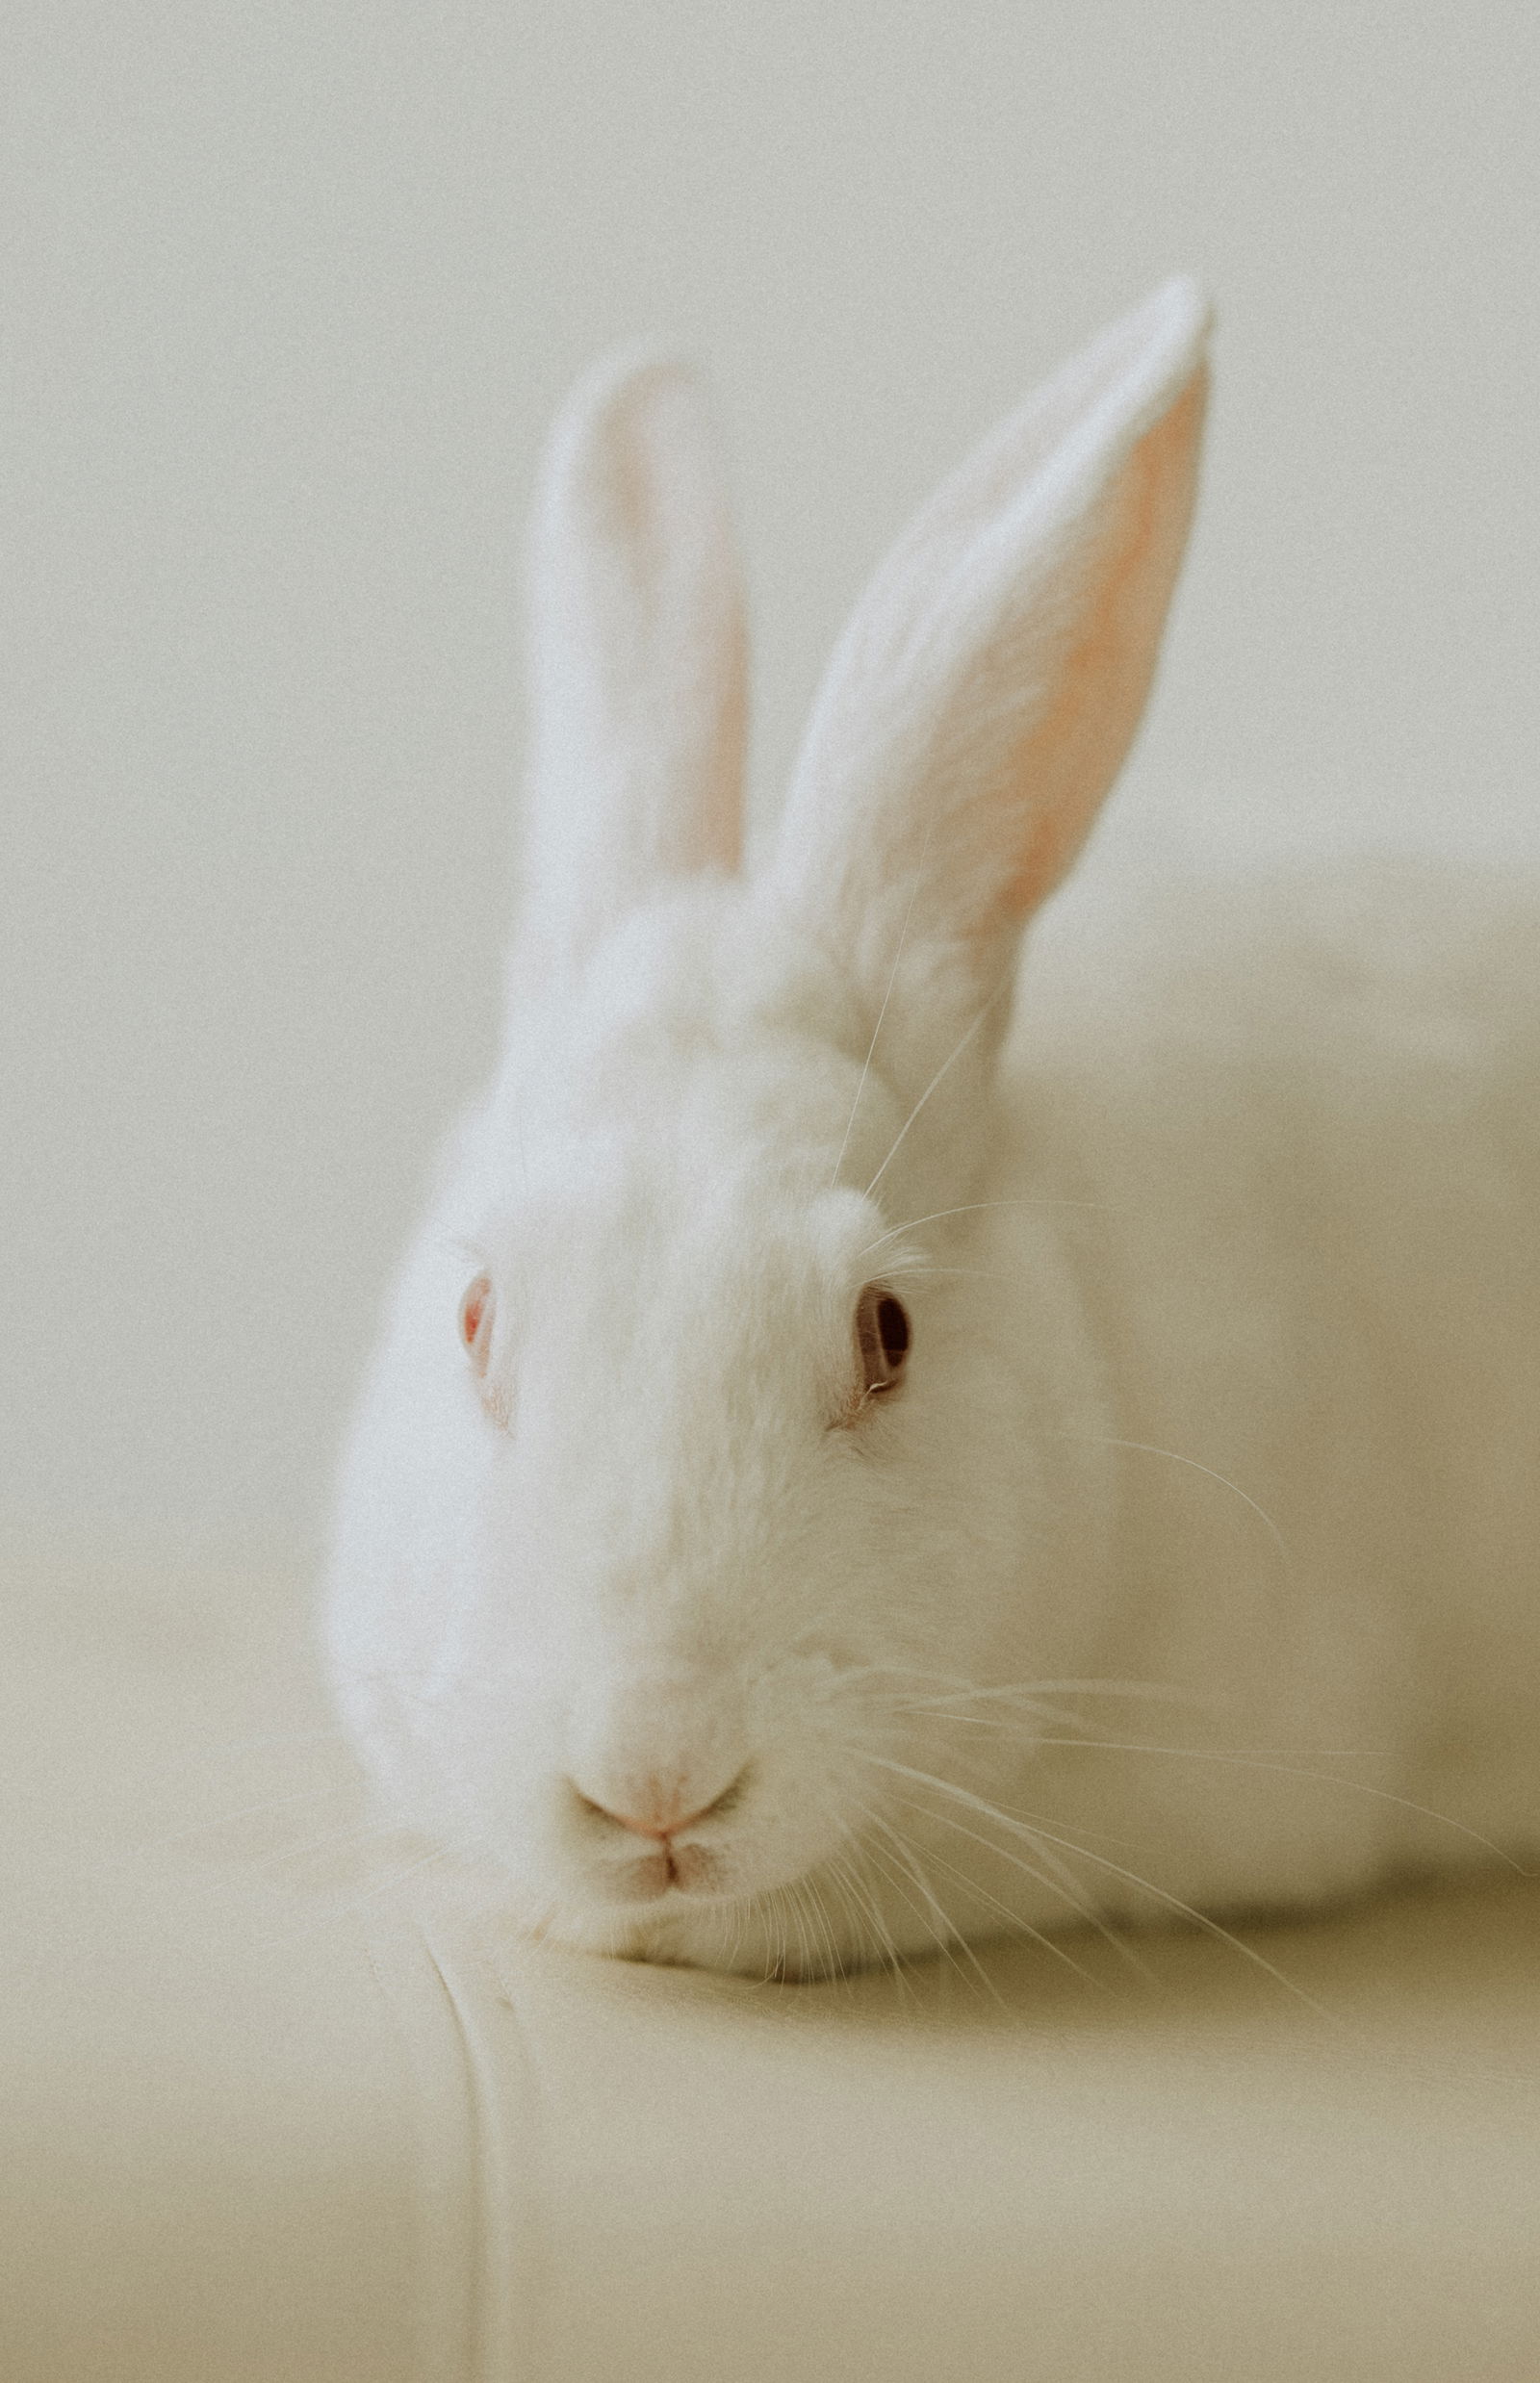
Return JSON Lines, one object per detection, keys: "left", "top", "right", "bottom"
{"left": 474, "top": 1167, "right": 883, "bottom": 1654}
{"left": 497, "top": 884, "right": 905, "bottom": 1198}
{"left": 498, "top": 1141, "right": 880, "bottom": 1354}
{"left": 470, "top": 884, "right": 911, "bottom": 1485}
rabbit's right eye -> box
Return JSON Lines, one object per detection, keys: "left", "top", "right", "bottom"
{"left": 458, "top": 1272, "right": 514, "bottom": 1427}
{"left": 458, "top": 1273, "right": 495, "bottom": 1375}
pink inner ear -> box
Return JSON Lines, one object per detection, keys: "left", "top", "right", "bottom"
{"left": 1003, "top": 370, "right": 1208, "bottom": 921}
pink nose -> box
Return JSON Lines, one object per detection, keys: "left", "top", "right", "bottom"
{"left": 572, "top": 1768, "right": 747, "bottom": 1840}
{"left": 603, "top": 1800, "right": 711, "bottom": 1841}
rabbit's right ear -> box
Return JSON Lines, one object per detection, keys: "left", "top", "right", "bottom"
{"left": 513, "top": 350, "right": 748, "bottom": 975}
{"left": 768, "top": 279, "right": 1209, "bottom": 1060}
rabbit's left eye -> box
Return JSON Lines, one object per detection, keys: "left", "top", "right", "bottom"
{"left": 855, "top": 1283, "right": 910, "bottom": 1399}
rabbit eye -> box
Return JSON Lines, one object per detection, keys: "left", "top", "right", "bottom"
{"left": 458, "top": 1272, "right": 514, "bottom": 1427}
{"left": 458, "top": 1273, "right": 494, "bottom": 1376}
{"left": 855, "top": 1283, "right": 910, "bottom": 1399}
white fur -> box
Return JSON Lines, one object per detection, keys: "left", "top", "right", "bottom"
{"left": 326, "top": 281, "right": 1540, "bottom": 1977}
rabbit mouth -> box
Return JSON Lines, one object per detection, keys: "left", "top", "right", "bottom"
{"left": 599, "top": 1839, "right": 732, "bottom": 1905}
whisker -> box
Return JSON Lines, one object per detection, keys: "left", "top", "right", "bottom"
{"left": 816, "top": 1855, "right": 863, "bottom": 1977}
{"left": 861, "top": 1812, "right": 963, "bottom": 1961}
{"left": 768, "top": 1883, "right": 790, "bottom": 1984}
{"left": 859, "top": 1194, "right": 1120, "bottom": 1260}
{"left": 863, "top": 985, "right": 1006, "bottom": 1200}
{"left": 782, "top": 1879, "right": 812, "bottom": 1978}
{"left": 830, "top": 812, "right": 937, "bottom": 1189}
{"left": 860, "top": 1817, "right": 979, "bottom": 1994}
{"left": 829, "top": 1823, "right": 911, "bottom": 1986}
{"left": 795, "top": 1872, "right": 842, "bottom": 1983}
{"left": 811, "top": 1877, "right": 849, "bottom": 1984}
{"left": 897, "top": 1677, "right": 1206, "bottom": 1710}
{"left": 860, "top": 1199, "right": 1031, "bottom": 1258}
{"left": 1065, "top": 1434, "right": 1295, "bottom": 1571}
{"left": 780, "top": 1884, "right": 800, "bottom": 1983}
{"left": 899, "top": 1266, "right": 1017, "bottom": 1284}
{"left": 791, "top": 1878, "right": 815, "bottom": 1973}
{"left": 883, "top": 1786, "right": 1156, "bottom": 1986}
{"left": 965, "top": 1807, "right": 1166, "bottom": 1986}
{"left": 865, "top": 1753, "right": 1341, "bottom": 2023}
{"left": 884, "top": 1820, "right": 1127, "bottom": 1995}
{"left": 838, "top": 1856, "right": 908, "bottom": 1985}
{"left": 1018, "top": 1738, "right": 1532, "bottom": 1873}
{"left": 865, "top": 1810, "right": 1012, "bottom": 2003}
{"left": 1008, "top": 1821, "right": 1343, "bottom": 2022}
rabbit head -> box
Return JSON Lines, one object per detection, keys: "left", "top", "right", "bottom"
{"left": 326, "top": 279, "right": 1210, "bottom": 1970}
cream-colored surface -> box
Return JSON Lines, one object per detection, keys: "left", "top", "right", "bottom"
{"left": 6, "top": 1539, "right": 1538, "bottom": 2382}
{"left": 0, "top": 1543, "right": 423, "bottom": 2383}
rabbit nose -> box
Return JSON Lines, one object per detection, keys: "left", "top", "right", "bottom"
{"left": 567, "top": 1667, "right": 750, "bottom": 1836}
{"left": 570, "top": 1764, "right": 750, "bottom": 1839}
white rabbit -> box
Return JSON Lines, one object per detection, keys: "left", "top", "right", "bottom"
{"left": 326, "top": 279, "right": 1540, "bottom": 1978}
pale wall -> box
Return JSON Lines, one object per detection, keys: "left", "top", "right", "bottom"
{"left": 5, "top": 0, "right": 1537, "bottom": 1564}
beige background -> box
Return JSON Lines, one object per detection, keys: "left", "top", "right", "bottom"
{"left": 5, "top": 0, "right": 1538, "bottom": 1571}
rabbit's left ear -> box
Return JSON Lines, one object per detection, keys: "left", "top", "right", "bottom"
{"left": 769, "top": 279, "right": 1210, "bottom": 1025}
{"left": 515, "top": 351, "right": 747, "bottom": 971}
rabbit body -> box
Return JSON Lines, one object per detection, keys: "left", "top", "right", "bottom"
{"left": 327, "top": 284, "right": 1540, "bottom": 1975}
{"left": 1002, "top": 858, "right": 1540, "bottom": 1922}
